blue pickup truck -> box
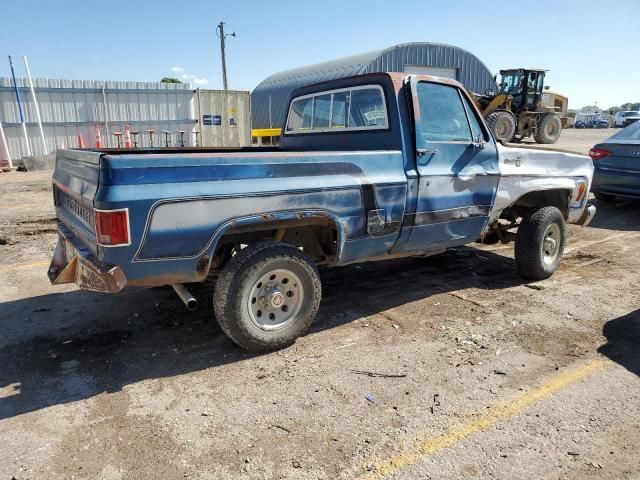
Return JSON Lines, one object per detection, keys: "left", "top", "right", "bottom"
{"left": 49, "top": 72, "right": 595, "bottom": 351}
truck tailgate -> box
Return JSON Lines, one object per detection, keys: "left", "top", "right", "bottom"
{"left": 52, "top": 149, "right": 102, "bottom": 254}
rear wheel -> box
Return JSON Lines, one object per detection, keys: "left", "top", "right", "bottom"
{"left": 593, "top": 191, "right": 616, "bottom": 202}
{"left": 534, "top": 113, "right": 562, "bottom": 144}
{"left": 486, "top": 110, "right": 517, "bottom": 143}
{"left": 515, "top": 206, "right": 566, "bottom": 280}
{"left": 213, "top": 241, "right": 321, "bottom": 351}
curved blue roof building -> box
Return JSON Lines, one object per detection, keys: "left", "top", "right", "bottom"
{"left": 251, "top": 42, "right": 497, "bottom": 129}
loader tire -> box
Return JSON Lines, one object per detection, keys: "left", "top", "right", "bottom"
{"left": 213, "top": 241, "right": 321, "bottom": 352}
{"left": 534, "top": 113, "right": 562, "bottom": 144}
{"left": 515, "top": 206, "right": 565, "bottom": 280}
{"left": 486, "top": 110, "right": 517, "bottom": 143}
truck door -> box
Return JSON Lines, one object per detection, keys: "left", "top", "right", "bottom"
{"left": 397, "top": 78, "right": 500, "bottom": 252}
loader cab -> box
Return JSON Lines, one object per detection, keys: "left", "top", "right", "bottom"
{"left": 499, "top": 69, "right": 547, "bottom": 113}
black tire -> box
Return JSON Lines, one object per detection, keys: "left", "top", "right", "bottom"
{"left": 593, "top": 191, "right": 616, "bottom": 202}
{"left": 486, "top": 110, "right": 517, "bottom": 143}
{"left": 515, "top": 206, "right": 566, "bottom": 280}
{"left": 213, "top": 241, "right": 321, "bottom": 351}
{"left": 534, "top": 113, "right": 562, "bottom": 144}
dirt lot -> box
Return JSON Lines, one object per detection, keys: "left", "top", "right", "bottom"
{"left": 1, "top": 130, "right": 639, "bottom": 479}
{"left": 513, "top": 127, "right": 612, "bottom": 154}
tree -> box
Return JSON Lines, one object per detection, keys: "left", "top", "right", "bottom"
{"left": 606, "top": 102, "right": 640, "bottom": 114}
{"left": 621, "top": 102, "right": 640, "bottom": 111}
{"left": 160, "top": 77, "right": 182, "bottom": 84}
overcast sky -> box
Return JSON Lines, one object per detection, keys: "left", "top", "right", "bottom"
{"left": 1, "top": 0, "right": 638, "bottom": 110}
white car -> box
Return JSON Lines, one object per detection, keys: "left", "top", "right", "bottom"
{"left": 613, "top": 111, "right": 640, "bottom": 128}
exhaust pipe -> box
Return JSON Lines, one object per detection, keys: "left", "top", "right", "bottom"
{"left": 172, "top": 284, "right": 198, "bottom": 311}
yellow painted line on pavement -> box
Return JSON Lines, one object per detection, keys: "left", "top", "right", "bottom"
{"left": 0, "top": 260, "right": 49, "bottom": 273}
{"left": 360, "top": 358, "right": 608, "bottom": 480}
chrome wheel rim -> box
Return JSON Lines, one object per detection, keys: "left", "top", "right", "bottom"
{"left": 247, "top": 268, "right": 304, "bottom": 331}
{"left": 541, "top": 223, "right": 561, "bottom": 265}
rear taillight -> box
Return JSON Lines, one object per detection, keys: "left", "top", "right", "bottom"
{"left": 95, "top": 209, "right": 130, "bottom": 246}
{"left": 589, "top": 147, "right": 612, "bottom": 160}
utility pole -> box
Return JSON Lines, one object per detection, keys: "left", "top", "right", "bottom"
{"left": 216, "top": 22, "right": 236, "bottom": 90}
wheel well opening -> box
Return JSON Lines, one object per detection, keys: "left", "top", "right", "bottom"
{"left": 481, "top": 189, "right": 571, "bottom": 245}
{"left": 212, "top": 219, "right": 339, "bottom": 271}
{"left": 505, "top": 189, "right": 570, "bottom": 219}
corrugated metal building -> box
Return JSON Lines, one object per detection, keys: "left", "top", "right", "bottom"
{"left": 0, "top": 78, "right": 251, "bottom": 160}
{"left": 0, "top": 78, "right": 195, "bottom": 157}
{"left": 251, "top": 42, "right": 497, "bottom": 129}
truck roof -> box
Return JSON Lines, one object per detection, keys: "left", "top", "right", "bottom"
{"left": 289, "top": 71, "right": 466, "bottom": 98}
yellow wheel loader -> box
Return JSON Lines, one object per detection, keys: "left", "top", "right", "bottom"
{"left": 473, "top": 69, "right": 562, "bottom": 144}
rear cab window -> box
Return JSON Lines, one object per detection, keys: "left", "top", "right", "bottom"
{"left": 286, "top": 85, "right": 388, "bottom": 134}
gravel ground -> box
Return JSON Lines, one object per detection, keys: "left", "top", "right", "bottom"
{"left": 511, "top": 127, "right": 613, "bottom": 154}
{"left": 0, "top": 134, "right": 638, "bottom": 479}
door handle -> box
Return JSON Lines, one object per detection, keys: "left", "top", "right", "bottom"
{"left": 417, "top": 148, "right": 439, "bottom": 157}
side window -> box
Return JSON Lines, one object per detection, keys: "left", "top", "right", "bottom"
{"left": 312, "top": 94, "right": 331, "bottom": 129}
{"left": 286, "top": 97, "right": 313, "bottom": 131}
{"left": 349, "top": 88, "right": 387, "bottom": 128}
{"left": 417, "top": 82, "right": 472, "bottom": 142}
{"left": 461, "top": 94, "right": 487, "bottom": 141}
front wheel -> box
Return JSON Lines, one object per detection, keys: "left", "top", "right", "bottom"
{"left": 213, "top": 241, "right": 322, "bottom": 351}
{"left": 515, "top": 206, "right": 566, "bottom": 280}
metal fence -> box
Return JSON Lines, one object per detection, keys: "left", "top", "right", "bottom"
{"left": 0, "top": 78, "right": 251, "bottom": 159}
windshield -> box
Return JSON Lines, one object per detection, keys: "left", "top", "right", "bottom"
{"left": 500, "top": 71, "right": 524, "bottom": 94}
{"left": 622, "top": 111, "right": 640, "bottom": 117}
{"left": 613, "top": 121, "right": 640, "bottom": 140}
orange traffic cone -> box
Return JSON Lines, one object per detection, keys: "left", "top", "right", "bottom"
{"left": 0, "top": 145, "right": 10, "bottom": 172}
{"left": 77, "top": 134, "right": 85, "bottom": 149}
{"left": 124, "top": 125, "right": 132, "bottom": 148}
{"left": 0, "top": 126, "right": 11, "bottom": 172}
{"left": 95, "top": 126, "right": 103, "bottom": 148}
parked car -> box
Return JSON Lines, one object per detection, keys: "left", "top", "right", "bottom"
{"left": 590, "top": 121, "right": 640, "bottom": 201}
{"left": 574, "top": 120, "right": 587, "bottom": 129}
{"left": 48, "top": 72, "right": 596, "bottom": 351}
{"left": 592, "top": 118, "right": 610, "bottom": 129}
{"left": 614, "top": 110, "right": 640, "bottom": 128}
{"left": 623, "top": 116, "right": 640, "bottom": 128}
